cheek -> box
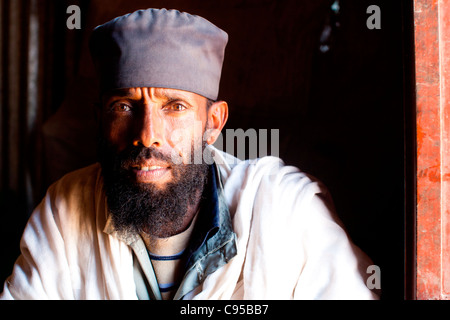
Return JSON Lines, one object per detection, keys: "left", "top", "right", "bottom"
{"left": 166, "top": 117, "right": 205, "bottom": 160}
{"left": 102, "top": 115, "right": 133, "bottom": 151}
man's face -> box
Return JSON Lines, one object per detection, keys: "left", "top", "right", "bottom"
{"left": 101, "top": 87, "right": 210, "bottom": 186}
{"left": 97, "top": 87, "right": 227, "bottom": 237}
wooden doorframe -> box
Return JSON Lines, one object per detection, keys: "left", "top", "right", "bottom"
{"left": 413, "top": 0, "right": 450, "bottom": 300}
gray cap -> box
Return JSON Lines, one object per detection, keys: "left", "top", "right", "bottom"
{"left": 89, "top": 8, "right": 228, "bottom": 100}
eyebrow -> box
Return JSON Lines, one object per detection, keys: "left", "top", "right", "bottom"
{"left": 153, "top": 88, "right": 194, "bottom": 102}
{"left": 103, "top": 88, "right": 137, "bottom": 99}
{"left": 103, "top": 88, "right": 193, "bottom": 102}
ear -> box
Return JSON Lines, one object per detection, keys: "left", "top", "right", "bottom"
{"left": 205, "top": 100, "right": 228, "bottom": 145}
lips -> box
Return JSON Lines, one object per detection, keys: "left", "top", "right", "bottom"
{"left": 131, "top": 165, "right": 165, "bottom": 171}
{"left": 129, "top": 159, "right": 170, "bottom": 170}
{"left": 129, "top": 162, "right": 171, "bottom": 183}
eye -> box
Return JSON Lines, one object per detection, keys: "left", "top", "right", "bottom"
{"left": 110, "top": 102, "right": 132, "bottom": 113}
{"left": 166, "top": 102, "right": 187, "bottom": 112}
{"left": 173, "top": 104, "right": 186, "bottom": 111}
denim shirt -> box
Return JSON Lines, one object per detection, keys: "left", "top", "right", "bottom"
{"left": 116, "top": 163, "right": 237, "bottom": 300}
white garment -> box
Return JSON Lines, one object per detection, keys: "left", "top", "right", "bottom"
{"left": 0, "top": 148, "right": 377, "bottom": 299}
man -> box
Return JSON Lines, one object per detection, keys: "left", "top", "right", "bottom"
{"left": 1, "top": 8, "right": 377, "bottom": 300}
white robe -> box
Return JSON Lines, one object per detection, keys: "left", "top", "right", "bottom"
{"left": 0, "top": 148, "right": 378, "bottom": 299}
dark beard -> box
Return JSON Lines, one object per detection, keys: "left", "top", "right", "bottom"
{"left": 98, "top": 139, "right": 209, "bottom": 238}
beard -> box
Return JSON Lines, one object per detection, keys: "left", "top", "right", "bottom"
{"left": 98, "top": 139, "right": 210, "bottom": 238}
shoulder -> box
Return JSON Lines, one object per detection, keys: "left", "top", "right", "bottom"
{"left": 222, "top": 156, "right": 376, "bottom": 299}
{"left": 216, "top": 152, "right": 329, "bottom": 231}
{"left": 216, "top": 150, "right": 324, "bottom": 203}
{"left": 42, "top": 163, "right": 105, "bottom": 232}
{"left": 49, "top": 163, "right": 102, "bottom": 195}
{"left": 46, "top": 163, "right": 103, "bottom": 210}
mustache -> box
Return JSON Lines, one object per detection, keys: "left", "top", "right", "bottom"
{"left": 117, "top": 145, "right": 175, "bottom": 168}
{"left": 97, "top": 136, "right": 207, "bottom": 172}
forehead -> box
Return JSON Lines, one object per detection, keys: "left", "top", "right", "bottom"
{"left": 102, "top": 87, "right": 206, "bottom": 103}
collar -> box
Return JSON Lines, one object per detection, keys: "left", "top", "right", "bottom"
{"left": 173, "top": 163, "right": 237, "bottom": 299}
{"left": 184, "top": 163, "right": 231, "bottom": 267}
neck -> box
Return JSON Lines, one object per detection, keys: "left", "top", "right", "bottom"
{"left": 141, "top": 209, "right": 200, "bottom": 255}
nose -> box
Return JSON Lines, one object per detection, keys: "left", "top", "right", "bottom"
{"left": 133, "top": 105, "right": 164, "bottom": 148}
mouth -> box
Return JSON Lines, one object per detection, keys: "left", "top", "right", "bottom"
{"left": 131, "top": 165, "right": 166, "bottom": 171}
{"left": 129, "top": 163, "right": 171, "bottom": 183}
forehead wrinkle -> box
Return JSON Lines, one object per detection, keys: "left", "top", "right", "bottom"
{"left": 103, "top": 87, "right": 206, "bottom": 107}
{"left": 104, "top": 88, "right": 172, "bottom": 103}
{"left": 103, "top": 88, "right": 137, "bottom": 100}
{"left": 151, "top": 87, "right": 196, "bottom": 102}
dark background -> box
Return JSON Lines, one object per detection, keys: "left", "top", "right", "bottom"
{"left": 0, "top": 0, "right": 414, "bottom": 299}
